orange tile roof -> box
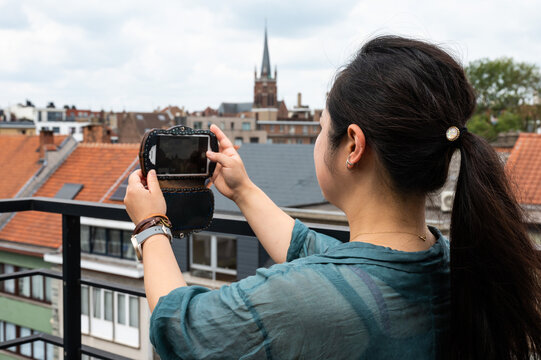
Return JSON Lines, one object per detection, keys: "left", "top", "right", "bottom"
{"left": 0, "top": 143, "right": 139, "bottom": 248}
{"left": 0, "top": 135, "right": 66, "bottom": 199}
{"left": 493, "top": 147, "right": 512, "bottom": 154}
{"left": 506, "top": 133, "right": 541, "bottom": 205}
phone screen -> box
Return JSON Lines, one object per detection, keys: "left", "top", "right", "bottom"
{"left": 156, "top": 135, "right": 209, "bottom": 176}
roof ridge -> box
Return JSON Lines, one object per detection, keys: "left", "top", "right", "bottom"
{"left": 78, "top": 143, "right": 139, "bottom": 148}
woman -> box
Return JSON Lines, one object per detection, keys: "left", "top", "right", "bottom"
{"left": 124, "top": 36, "right": 541, "bottom": 359}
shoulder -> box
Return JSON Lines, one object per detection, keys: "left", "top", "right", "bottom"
{"left": 287, "top": 219, "right": 344, "bottom": 261}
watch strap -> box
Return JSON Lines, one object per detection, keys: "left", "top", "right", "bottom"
{"left": 131, "top": 225, "right": 172, "bottom": 261}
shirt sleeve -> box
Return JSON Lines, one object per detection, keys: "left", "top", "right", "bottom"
{"left": 286, "top": 219, "right": 343, "bottom": 262}
{"left": 150, "top": 284, "right": 268, "bottom": 360}
{"left": 149, "top": 261, "right": 368, "bottom": 360}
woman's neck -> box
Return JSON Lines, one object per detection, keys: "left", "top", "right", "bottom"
{"left": 342, "top": 185, "right": 435, "bottom": 251}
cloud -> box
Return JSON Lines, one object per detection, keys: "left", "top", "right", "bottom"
{"left": 0, "top": 0, "right": 540, "bottom": 112}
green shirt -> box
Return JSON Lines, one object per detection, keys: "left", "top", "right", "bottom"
{"left": 150, "top": 220, "right": 450, "bottom": 359}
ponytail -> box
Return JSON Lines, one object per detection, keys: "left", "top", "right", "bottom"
{"left": 450, "top": 132, "right": 541, "bottom": 359}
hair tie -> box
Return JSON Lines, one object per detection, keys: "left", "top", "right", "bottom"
{"left": 446, "top": 126, "right": 467, "bottom": 142}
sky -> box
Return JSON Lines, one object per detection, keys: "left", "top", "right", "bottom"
{"left": 1, "top": 0, "right": 540, "bottom": 113}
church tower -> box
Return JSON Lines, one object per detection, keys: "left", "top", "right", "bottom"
{"left": 253, "top": 25, "right": 278, "bottom": 120}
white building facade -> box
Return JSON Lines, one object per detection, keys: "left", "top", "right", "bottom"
{"left": 4, "top": 104, "right": 89, "bottom": 142}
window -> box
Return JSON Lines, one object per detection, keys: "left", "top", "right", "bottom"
{"left": 70, "top": 127, "right": 76, "bottom": 134}
{"left": 81, "top": 285, "right": 140, "bottom": 347}
{"left": 157, "top": 114, "right": 166, "bottom": 121}
{"left": 52, "top": 127, "right": 60, "bottom": 134}
{"left": 234, "top": 138, "right": 243, "bottom": 146}
{"left": 268, "top": 94, "right": 274, "bottom": 106}
{"left": 242, "top": 122, "right": 251, "bottom": 131}
{"left": 46, "top": 111, "right": 63, "bottom": 122}
{"left": 135, "top": 114, "right": 144, "bottom": 120}
{"left": 303, "top": 125, "right": 308, "bottom": 135}
{"left": 190, "top": 234, "right": 237, "bottom": 281}
{"left": 0, "top": 321, "right": 54, "bottom": 359}
{"left": 231, "top": 122, "right": 235, "bottom": 130}
{"left": 267, "top": 138, "right": 273, "bottom": 144}
{"left": 3, "top": 264, "right": 15, "bottom": 293}
{"left": 80, "top": 225, "right": 136, "bottom": 260}
{"left": 279, "top": 125, "right": 284, "bottom": 132}
{"left": 81, "top": 286, "right": 90, "bottom": 333}
{"left": 194, "top": 121, "right": 202, "bottom": 130}
{"left": 38, "top": 112, "right": 42, "bottom": 122}
{"left": 270, "top": 125, "right": 275, "bottom": 132}
{"left": 250, "top": 137, "right": 259, "bottom": 143}
{"left": 289, "top": 126, "right": 295, "bottom": 135}
{"left": 0, "top": 264, "right": 52, "bottom": 303}
{"left": 220, "top": 122, "right": 225, "bottom": 130}
{"left": 297, "top": 139, "right": 304, "bottom": 144}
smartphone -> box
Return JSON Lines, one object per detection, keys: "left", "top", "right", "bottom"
{"left": 149, "top": 134, "right": 211, "bottom": 177}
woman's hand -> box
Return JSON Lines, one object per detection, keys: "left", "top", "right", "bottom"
{"left": 206, "top": 124, "right": 254, "bottom": 202}
{"left": 124, "top": 169, "right": 166, "bottom": 225}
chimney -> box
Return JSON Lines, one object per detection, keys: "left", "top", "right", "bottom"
{"left": 39, "top": 130, "right": 55, "bottom": 160}
{"left": 297, "top": 92, "right": 302, "bottom": 108}
{"left": 83, "top": 124, "right": 111, "bottom": 144}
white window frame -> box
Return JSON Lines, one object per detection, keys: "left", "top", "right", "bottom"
{"left": 113, "top": 293, "right": 140, "bottom": 347}
{"left": 83, "top": 286, "right": 140, "bottom": 348}
{"left": 189, "top": 234, "right": 237, "bottom": 281}
{"left": 89, "top": 287, "right": 113, "bottom": 341}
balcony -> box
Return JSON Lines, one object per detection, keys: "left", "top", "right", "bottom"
{"left": 0, "top": 197, "right": 348, "bottom": 359}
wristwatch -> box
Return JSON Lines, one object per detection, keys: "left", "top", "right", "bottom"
{"left": 131, "top": 224, "right": 172, "bottom": 261}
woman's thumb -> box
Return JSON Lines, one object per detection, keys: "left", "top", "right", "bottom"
{"left": 206, "top": 150, "right": 232, "bottom": 167}
{"left": 147, "top": 169, "right": 162, "bottom": 193}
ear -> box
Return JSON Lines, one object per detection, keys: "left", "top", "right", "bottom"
{"left": 346, "top": 124, "right": 366, "bottom": 165}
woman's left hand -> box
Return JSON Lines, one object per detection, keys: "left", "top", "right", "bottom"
{"left": 124, "top": 169, "right": 166, "bottom": 225}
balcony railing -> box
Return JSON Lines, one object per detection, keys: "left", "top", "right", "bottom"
{"left": 0, "top": 197, "right": 349, "bottom": 359}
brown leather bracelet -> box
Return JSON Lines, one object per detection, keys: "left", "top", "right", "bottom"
{"left": 133, "top": 215, "right": 172, "bottom": 236}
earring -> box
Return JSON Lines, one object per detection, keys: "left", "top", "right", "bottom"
{"left": 346, "top": 154, "right": 355, "bottom": 170}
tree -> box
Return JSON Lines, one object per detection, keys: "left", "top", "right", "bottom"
{"left": 468, "top": 113, "right": 497, "bottom": 140}
{"left": 494, "top": 111, "right": 522, "bottom": 133}
{"left": 465, "top": 58, "right": 541, "bottom": 115}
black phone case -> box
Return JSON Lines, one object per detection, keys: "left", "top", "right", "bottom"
{"left": 139, "top": 125, "right": 218, "bottom": 181}
{"left": 139, "top": 126, "right": 219, "bottom": 236}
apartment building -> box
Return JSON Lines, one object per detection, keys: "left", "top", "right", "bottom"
{"left": 184, "top": 116, "right": 267, "bottom": 145}
{"left": 0, "top": 133, "right": 77, "bottom": 360}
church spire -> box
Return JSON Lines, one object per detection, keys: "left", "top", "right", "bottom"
{"left": 260, "top": 25, "right": 271, "bottom": 79}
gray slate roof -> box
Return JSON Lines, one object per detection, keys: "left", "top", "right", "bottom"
{"left": 213, "top": 143, "right": 325, "bottom": 213}
{"left": 218, "top": 102, "right": 253, "bottom": 115}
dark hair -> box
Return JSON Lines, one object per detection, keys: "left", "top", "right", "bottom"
{"left": 327, "top": 35, "right": 541, "bottom": 359}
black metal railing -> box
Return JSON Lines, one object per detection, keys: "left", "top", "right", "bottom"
{"left": 0, "top": 197, "right": 349, "bottom": 359}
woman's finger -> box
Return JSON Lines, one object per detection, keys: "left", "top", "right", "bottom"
{"left": 146, "top": 170, "right": 162, "bottom": 194}
{"left": 128, "top": 170, "right": 145, "bottom": 189}
{"left": 210, "top": 124, "right": 234, "bottom": 151}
